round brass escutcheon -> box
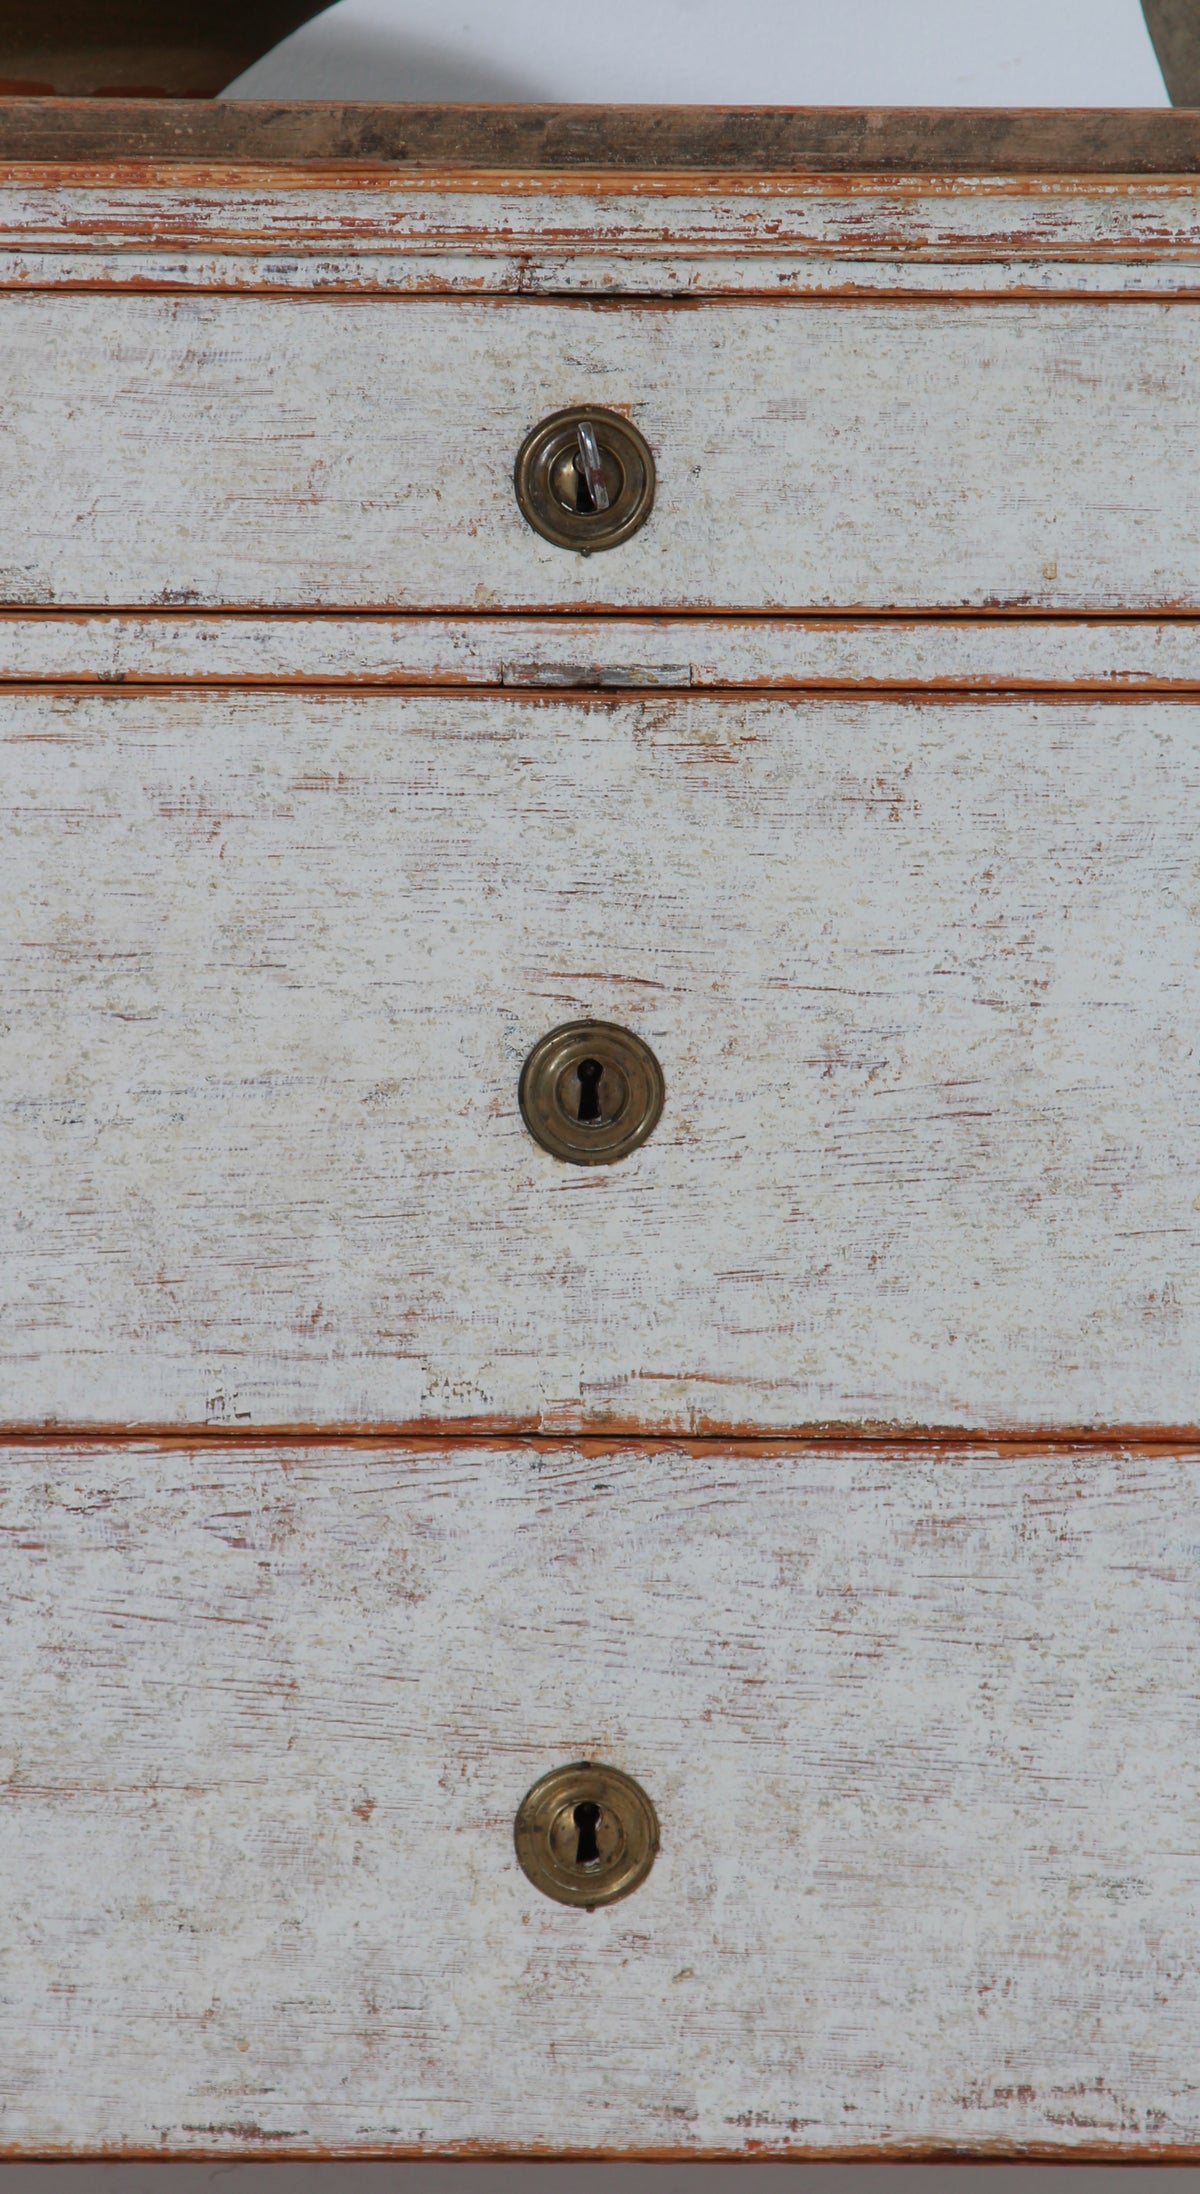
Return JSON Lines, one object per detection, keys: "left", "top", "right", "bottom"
{"left": 514, "top": 406, "right": 656, "bottom": 554}
{"left": 514, "top": 1761, "right": 660, "bottom": 1909}
{"left": 519, "top": 1019, "right": 664, "bottom": 1166}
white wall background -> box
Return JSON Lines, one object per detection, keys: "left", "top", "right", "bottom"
{"left": 224, "top": 0, "right": 1169, "bottom": 105}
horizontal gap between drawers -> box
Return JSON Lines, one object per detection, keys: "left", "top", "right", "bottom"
{"left": 6, "top": 679, "right": 1200, "bottom": 700}
{"left": 9, "top": 283, "right": 1200, "bottom": 307}
{"left": 2, "top": 1423, "right": 1197, "bottom": 1452}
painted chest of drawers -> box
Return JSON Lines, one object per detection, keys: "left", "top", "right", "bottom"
{"left": 3, "top": 97, "right": 1200, "bottom": 2160}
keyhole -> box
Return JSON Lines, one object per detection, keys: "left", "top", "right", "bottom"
{"left": 576, "top": 1058, "right": 603, "bottom": 1123}
{"left": 572, "top": 451, "right": 598, "bottom": 512}
{"left": 573, "top": 1799, "right": 602, "bottom": 1867}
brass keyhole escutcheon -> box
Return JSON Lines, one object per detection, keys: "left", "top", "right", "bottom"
{"left": 514, "top": 1762, "right": 660, "bottom": 1909}
{"left": 519, "top": 1019, "right": 665, "bottom": 1166}
{"left": 514, "top": 406, "right": 656, "bottom": 554}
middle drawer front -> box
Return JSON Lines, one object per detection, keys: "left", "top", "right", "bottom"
{"left": 3, "top": 684, "right": 1197, "bottom": 1430}
{"left": 2, "top": 294, "right": 1200, "bottom": 612}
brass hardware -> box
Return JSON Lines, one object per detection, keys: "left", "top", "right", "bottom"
{"left": 519, "top": 1019, "right": 664, "bottom": 1166}
{"left": 514, "top": 406, "right": 655, "bottom": 554}
{"left": 514, "top": 1761, "right": 659, "bottom": 1910}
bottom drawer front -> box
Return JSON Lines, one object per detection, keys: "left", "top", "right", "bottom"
{"left": 2, "top": 1438, "right": 1198, "bottom": 2156}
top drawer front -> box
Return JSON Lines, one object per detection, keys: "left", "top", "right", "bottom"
{"left": 2, "top": 295, "right": 1199, "bottom": 612}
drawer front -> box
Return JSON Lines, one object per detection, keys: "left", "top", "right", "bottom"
{"left": 1, "top": 295, "right": 1199, "bottom": 611}
{"left": 3, "top": 686, "right": 1197, "bottom": 1430}
{"left": 1, "top": 1435, "right": 1197, "bottom": 2155}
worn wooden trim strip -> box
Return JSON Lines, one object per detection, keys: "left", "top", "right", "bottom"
{"left": 2, "top": 1422, "right": 1200, "bottom": 1450}
{"left": 14, "top": 263, "right": 1200, "bottom": 299}
{"left": 5, "top": 2142, "right": 1200, "bottom": 2163}
{"left": 9, "top": 174, "right": 1200, "bottom": 300}
{"left": 7, "top": 613, "right": 1200, "bottom": 688}
{"left": 2, "top": 101, "right": 1200, "bottom": 174}
{"left": 10, "top": 177, "right": 1200, "bottom": 228}
{"left": 10, "top": 171, "right": 1200, "bottom": 200}
{"left": 4, "top": 1435, "right": 1200, "bottom": 2155}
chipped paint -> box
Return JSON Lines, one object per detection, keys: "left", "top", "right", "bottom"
{"left": 1, "top": 141, "right": 1197, "bottom": 2160}
{"left": 1, "top": 1437, "right": 1199, "bottom": 2153}
{"left": 3, "top": 687, "right": 1199, "bottom": 1430}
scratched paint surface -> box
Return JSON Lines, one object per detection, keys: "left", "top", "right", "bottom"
{"left": 0, "top": 1437, "right": 1197, "bottom": 2154}
{"left": 3, "top": 687, "right": 1198, "bottom": 1430}
{"left": 6, "top": 612, "right": 1200, "bottom": 687}
{"left": 7, "top": 175, "right": 1200, "bottom": 297}
{"left": 9, "top": 248, "right": 1200, "bottom": 296}
{"left": 3, "top": 148, "right": 1200, "bottom": 2161}
{"left": 3, "top": 296, "right": 1200, "bottom": 610}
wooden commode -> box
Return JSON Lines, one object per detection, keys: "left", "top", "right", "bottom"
{"left": 2, "top": 98, "right": 1200, "bottom": 2159}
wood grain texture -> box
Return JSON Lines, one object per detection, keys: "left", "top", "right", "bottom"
{"left": 5, "top": 99, "right": 1200, "bottom": 173}
{"left": 1, "top": 1434, "right": 1198, "bottom": 2156}
{"left": 7, "top": 612, "right": 1200, "bottom": 688}
{"left": 7, "top": 174, "right": 1200, "bottom": 296}
{"left": 3, "top": 686, "right": 1199, "bottom": 1431}
{"left": 3, "top": 295, "right": 1200, "bottom": 613}
{"left": 12, "top": 256, "right": 1200, "bottom": 300}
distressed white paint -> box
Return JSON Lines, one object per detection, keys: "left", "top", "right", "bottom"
{"left": 1, "top": 1436, "right": 1198, "bottom": 2155}
{"left": 2, "top": 143, "right": 1198, "bottom": 2163}
{"left": 2, "top": 294, "right": 1200, "bottom": 612}
{"left": 13, "top": 172, "right": 1200, "bottom": 296}
{"left": 3, "top": 688, "right": 1199, "bottom": 1430}
{"left": 2, "top": 137, "right": 1197, "bottom": 2167}
{"left": 8, "top": 175, "right": 1200, "bottom": 271}
{"left": 19, "top": 250, "right": 1200, "bottom": 297}
{"left": 7, "top": 611, "right": 1200, "bottom": 687}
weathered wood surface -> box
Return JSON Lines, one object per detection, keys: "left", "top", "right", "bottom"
{"left": 3, "top": 295, "right": 1200, "bottom": 612}
{"left": 8, "top": 175, "right": 1200, "bottom": 294}
{"left": 8, "top": 611, "right": 1200, "bottom": 688}
{"left": 12, "top": 252, "right": 1200, "bottom": 298}
{"left": 4, "top": 686, "right": 1199, "bottom": 1432}
{"left": 1, "top": 1434, "right": 1198, "bottom": 2157}
{"left": 9, "top": 100, "right": 1200, "bottom": 173}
